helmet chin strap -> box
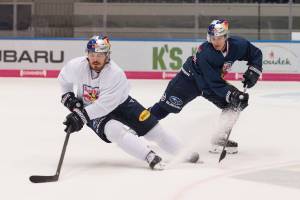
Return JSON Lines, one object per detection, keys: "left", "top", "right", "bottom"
{"left": 221, "top": 40, "right": 228, "bottom": 53}
{"left": 105, "top": 52, "right": 111, "bottom": 63}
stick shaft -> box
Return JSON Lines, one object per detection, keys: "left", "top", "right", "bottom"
{"left": 219, "top": 87, "right": 247, "bottom": 162}
{"left": 55, "top": 131, "right": 71, "bottom": 176}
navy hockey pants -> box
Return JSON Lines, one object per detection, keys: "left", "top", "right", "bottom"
{"left": 151, "top": 71, "right": 231, "bottom": 120}
{"left": 87, "top": 96, "right": 158, "bottom": 143}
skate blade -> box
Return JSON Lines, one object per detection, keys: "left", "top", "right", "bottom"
{"left": 152, "top": 162, "right": 166, "bottom": 170}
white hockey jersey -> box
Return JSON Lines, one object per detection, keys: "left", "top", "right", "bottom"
{"left": 58, "top": 56, "right": 130, "bottom": 120}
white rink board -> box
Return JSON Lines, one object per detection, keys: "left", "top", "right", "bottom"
{"left": 0, "top": 39, "right": 300, "bottom": 73}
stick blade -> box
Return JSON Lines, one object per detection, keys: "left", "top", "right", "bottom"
{"left": 218, "top": 150, "right": 227, "bottom": 163}
{"left": 29, "top": 175, "right": 59, "bottom": 183}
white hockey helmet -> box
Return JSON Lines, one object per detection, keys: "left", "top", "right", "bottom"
{"left": 86, "top": 35, "right": 111, "bottom": 53}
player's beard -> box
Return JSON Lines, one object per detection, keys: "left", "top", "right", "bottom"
{"left": 91, "top": 61, "right": 105, "bottom": 72}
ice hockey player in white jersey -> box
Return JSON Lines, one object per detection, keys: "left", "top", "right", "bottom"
{"left": 58, "top": 35, "right": 199, "bottom": 170}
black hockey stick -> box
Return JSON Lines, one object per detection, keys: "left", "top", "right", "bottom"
{"left": 29, "top": 128, "right": 71, "bottom": 183}
{"left": 219, "top": 87, "right": 247, "bottom": 163}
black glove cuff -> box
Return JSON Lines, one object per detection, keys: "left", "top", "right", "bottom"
{"left": 225, "top": 85, "right": 238, "bottom": 103}
{"left": 248, "top": 66, "right": 262, "bottom": 76}
{"left": 61, "top": 92, "right": 75, "bottom": 105}
{"left": 73, "top": 108, "right": 90, "bottom": 124}
{"left": 225, "top": 90, "right": 232, "bottom": 103}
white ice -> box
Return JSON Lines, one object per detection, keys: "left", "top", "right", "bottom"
{"left": 1, "top": 78, "right": 300, "bottom": 200}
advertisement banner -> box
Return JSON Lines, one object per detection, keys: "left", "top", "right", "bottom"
{"left": 0, "top": 39, "right": 300, "bottom": 80}
{"left": 259, "top": 43, "right": 300, "bottom": 73}
{"left": 0, "top": 39, "right": 85, "bottom": 70}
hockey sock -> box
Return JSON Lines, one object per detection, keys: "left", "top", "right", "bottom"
{"left": 104, "top": 120, "right": 150, "bottom": 160}
{"left": 144, "top": 124, "right": 182, "bottom": 155}
{"left": 212, "top": 109, "right": 240, "bottom": 143}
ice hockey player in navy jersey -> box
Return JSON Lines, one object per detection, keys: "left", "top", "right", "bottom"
{"left": 58, "top": 35, "right": 199, "bottom": 170}
{"left": 150, "top": 19, "right": 263, "bottom": 154}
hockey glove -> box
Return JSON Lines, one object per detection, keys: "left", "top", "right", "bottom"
{"left": 61, "top": 92, "right": 83, "bottom": 111}
{"left": 227, "top": 87, "right": 249, "bottom": 111}
{"left": 63, "top": 108, "right": 90, "bottom": 134}
{"left": 242, "top": 66, "right": 262, "bottom": 88}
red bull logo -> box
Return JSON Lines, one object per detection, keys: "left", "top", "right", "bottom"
{"left": 83, "top": 84, "right": 100, "bottom": 103}
{"left": 222, "top": 61, "right": 233, "bottom": 78}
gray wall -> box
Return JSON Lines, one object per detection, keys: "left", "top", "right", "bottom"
{"left": 0, "top": 0, "right": 299, "bottom": 40}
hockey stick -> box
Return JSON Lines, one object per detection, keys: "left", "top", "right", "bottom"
{"left": 29, "top": 127, "right": 71, "bottom": 183}
{"left": 219, "top": 87, "right": 247, "bottom": 163}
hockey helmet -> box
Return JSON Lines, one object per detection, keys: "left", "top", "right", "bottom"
{"left": 207, "top": 19, "right": 229, "bottom": 42}
{"left": 86, "top": 35, "right": 111, "bottom": 53}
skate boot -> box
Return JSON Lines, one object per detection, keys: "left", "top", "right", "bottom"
{"left": 185, "top": 152, "right": 200, "bottom": 163}
{"left": 209, "top": 138, "right": 238, "bottom": 154}
{"left": 145, "top": 151, "right": 165, "bottom": 170}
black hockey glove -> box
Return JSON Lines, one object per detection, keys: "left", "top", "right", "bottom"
{"left": 242, "top": 66, "right": 262, "bottom": 88}
{"left": 63, "top": 108, "right": 90, "bottom": 134}
{"left": 227, "top": 87, "right": 249, "bottom": 111}
{"left": 61, "top": 92, "right": 83, "bottom": 111}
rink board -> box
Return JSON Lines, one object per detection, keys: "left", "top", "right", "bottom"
{"left": 0, "top": 69, "right": 300, "bottom": 81}
{"left": 0, "top": 38, "right": 300, "bottom": 81}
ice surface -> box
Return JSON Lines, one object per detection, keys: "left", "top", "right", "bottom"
{"left": 1, "top": 78, "right": 300, "bottom": 200}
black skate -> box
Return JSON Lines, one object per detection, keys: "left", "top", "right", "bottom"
{"left": 145, "top": 151, "right": 165, "bottom": 170}
{"left": 209, "top": 139, "right": 238, "bottom": 154}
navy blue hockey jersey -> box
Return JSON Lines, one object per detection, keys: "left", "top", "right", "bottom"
{"left": 182, "top": 36, "right": 262, "bottom": 99}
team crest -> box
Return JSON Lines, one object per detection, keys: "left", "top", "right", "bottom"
{"left": 222, "top": 61, "right": 233, "bottom": 77}
{"left": 83, "top": 84, "right": 100, "bottom": 104}
{"left": 139, "top": 110, "right": 151, "bottom": 122}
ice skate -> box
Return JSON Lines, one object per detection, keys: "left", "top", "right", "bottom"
{"left": 145, "top": 151, "right": 165, "bottom": 170}
{"left": 209, "top": 138, "right": 238, "bottom": 154}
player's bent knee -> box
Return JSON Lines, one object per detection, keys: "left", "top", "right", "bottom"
{"left": 104, "top": 120, "right": 126, "bottom": 143}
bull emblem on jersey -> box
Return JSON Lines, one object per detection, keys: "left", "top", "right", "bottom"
{"left": 83, "top": 84, "right": 100, "bottom": 104}
{"left": 221, "top": 61, "right": 233, "bottom": 78}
